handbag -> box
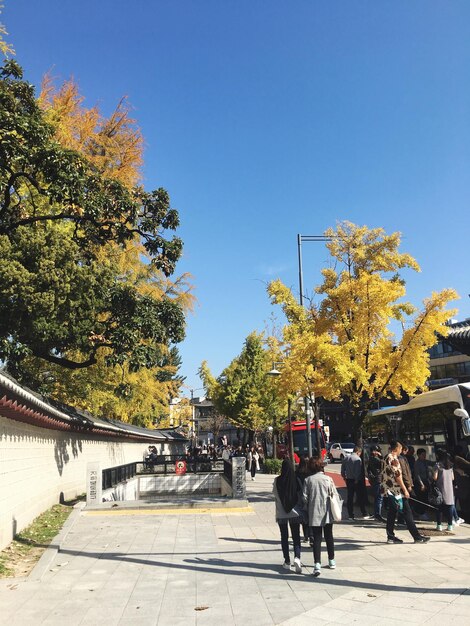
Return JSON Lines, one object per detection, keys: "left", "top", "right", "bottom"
{"left": 328, "top": 483, "right": 343, "bottom": 522}
{"left": 428, "top": 482, "right": 443, "bottom": 507}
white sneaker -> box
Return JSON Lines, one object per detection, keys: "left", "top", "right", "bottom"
{"left": 447, "top": 524, "right": 454, "bottom": 532}
{"left": 293, "top": 557, "right": 302, "bottom": 574}
{"left": 436, "top": 524, "right": 442, "bottom": 531}
{"left": 456, "top": 517, "right": 465, "bottom": 525}
{"left": 328, "top": 559, "right": 336, "bottom": 569}
{"left": 359, "top": 515, "right": 374, "bottom": 520}
{"left": 313, "top": 562, "right": 321, "bottom": 577}
{"left": 282, "top": 561, "right": 292, "bottom": 571}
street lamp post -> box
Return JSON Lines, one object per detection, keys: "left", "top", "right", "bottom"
{"left": 267, "top": 363, "right": 295, "bottom": 464}
{"left": 297, "top": 234, "right": 331, "bottom": 458}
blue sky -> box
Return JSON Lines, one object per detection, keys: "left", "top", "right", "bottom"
{"left": 4, "top": 1, "right": 470, "bottom": 394}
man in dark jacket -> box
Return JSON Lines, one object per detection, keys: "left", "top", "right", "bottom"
{"left": 398, "top": 445, "right": 414, "bottom": 523}
{"left": 341, "top": 446, "right": 373, "bottom": 520}
{"left": 368, "top": 446, "right": 385, "bottom": 522}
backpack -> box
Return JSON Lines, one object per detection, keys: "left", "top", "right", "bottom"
{"left": 428, "top": 482, "right": 443, "bottom": 507}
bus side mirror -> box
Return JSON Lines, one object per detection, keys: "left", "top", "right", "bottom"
{"left": 455, "top": 408, "right": 470, "bottom": 437}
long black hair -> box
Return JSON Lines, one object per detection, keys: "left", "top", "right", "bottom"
{"left": 276, "top": 458, "right": 298, "bottom": 513}
{"left": 437, "top": 449, "right": 452, "bottom": 470}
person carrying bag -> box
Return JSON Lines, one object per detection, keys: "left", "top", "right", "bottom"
{"left": 302, "top": 457, "right": 340, "bottom": 577}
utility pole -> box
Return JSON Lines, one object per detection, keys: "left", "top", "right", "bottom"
{"left": 297, "top": 234, "right": 331, "bottom": 458}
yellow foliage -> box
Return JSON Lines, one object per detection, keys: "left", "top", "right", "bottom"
{"left": 39, "top": 76, "right": 143, "bottom": 188}
{"left": 24, "top": 348, "right": 181, "bottom": 427}
{"left": 0, "top": 4, "right": 14, "bottom": 57}
{"left": 268, "top": 222, "right": 458, "bottom": 421}
{"left": 28, "top": 76, "right": 195, "bottom": 424}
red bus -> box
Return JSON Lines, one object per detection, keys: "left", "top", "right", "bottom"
{"left": 277, "top": 420, "right": 328, "bottom": 461}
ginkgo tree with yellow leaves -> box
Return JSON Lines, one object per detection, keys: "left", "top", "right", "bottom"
{"left": 268, "top": 222, "right": 458, "bottom": 439}
{"left": 0, "top": 49, "right": 193, "bottom": 425}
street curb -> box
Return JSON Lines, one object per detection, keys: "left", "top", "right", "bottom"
{"left": 28, "top": 501, "right": 85, "bottom": 581}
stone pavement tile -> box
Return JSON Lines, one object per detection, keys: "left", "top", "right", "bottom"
{"left": 266, "top": 600, "right": 309, "bottom": 624}
{"left": 0, "top": 588, "right": 39, "bottom": 610}
{"left": 41, "top": 616, "right": 84, "bottom": 626}
{"left": 450, "top": 592, "right": 470, "bottom": 605}
{"left": 233, "top": 615, "right": 273, "bottom": 626}
{"left": 374, "top": 594, "right": 448, "bottom": 614}
{"left": 422, "top": 615, "right": 458, "bottom": 626}
{"left": 355, "top": 599, "right": 437, "bottom": 623}
{"left": 159, "top": 596, "right": 201, "bottom": 617}
{"left": 428, "top": 601, "right": 470, "bottom": 617}
{"left": 260, "top": 588, "right": 298, "bottom": 602}
{"left": 196, "top": 613, "right": 236, "bottom": 626}
{"left": 120, "top": 602, "right": 162, "bottom": 620}
{"left": 130, "top": 582, "right": 166, "bottom": 598}
{"left": 336, "top": 589, "right": 385, "bottom": 603}
{"left": 346, "top": 615, "right": 403, "bottom": 625}
{"left": 281, "top": 605, "right": 351, "bottom": 625}
{"left": 158, "top": 613, "right": 197, "bottom": 626}
{"left": 9, "top": 608, "right": 54, "bottom": 624}
{"left": 119, "top": 618, "right": 158, "bottom": 626}
{"left": 78, "top": 606, "right": 125, "bottom": 625}
{"left": 82, "top": 588, "right": 130, "bottom": 607}
{"left": 231, "top": 597, "right": 270, "bottom": 617}
{"left": 421, "top": 587, "right": 467, "bottom": 604}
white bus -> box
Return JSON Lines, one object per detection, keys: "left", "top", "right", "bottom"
{"left": 366, "top": 383, "right": 470, "bottom": 459}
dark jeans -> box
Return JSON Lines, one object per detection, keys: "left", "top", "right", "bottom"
{"left": 386, "top": 495, "right": 420, "bottom": 540}
{"left": 346, "top": 479, "right": 366, "bottom": 517}
{"left": 372, "top": 480, "right": 383, "bottom": 517}
{"left": 413, "top": 486, "right": 429, "bottom": 515}
{"left": 436, "top": 504, "right": 453, "bottom": 526}
{"left": 311, "top": 524, "right": 334, "bottom": 564}
{"left": 251, "top": 464, "right": 256, "bottom": 478}
{"left": 278, "top": 520, "right": 301, "bottom": 563}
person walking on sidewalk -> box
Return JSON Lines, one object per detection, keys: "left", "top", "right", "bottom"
{"left": 367, "top": 446, "right": 385, "bottom": 522}
{"left": 302, "top": 457, "right": 340, "bottom": 577}
{"left": 273, "top": 459, "right": 302, "bottom": 573}
{"left": 295, "top": 456, "right": 310, "bottom": 542}
{"left": 381, "top": 440, "right": 430, "bottom": 544}
{"left": 413, "top": 448, "right": 431, "bottom": 520}
{"left": 397, "top": 444, "right": 414, "bottom": 524}
{"left": 248, "top": 446, "right": 260, "bottom": 480}
{"left": 341, "top": 446, "right": 372, "bottom": 520}
{"left": 433, "top": 450, "right": 455, "bottom": 532}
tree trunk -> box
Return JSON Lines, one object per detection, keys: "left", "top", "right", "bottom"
{"left": 353, "top": 412, "right": 369, "bottom": 506}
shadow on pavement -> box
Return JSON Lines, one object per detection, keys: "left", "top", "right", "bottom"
{"left": 54, "top": 546, "right": 468, "bottom": 597}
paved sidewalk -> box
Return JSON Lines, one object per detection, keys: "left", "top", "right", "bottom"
{"left": 1, "top": 473, "right": 470, "bottom": 625}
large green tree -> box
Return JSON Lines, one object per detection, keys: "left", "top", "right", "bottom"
{"left": 0, "top": 60, "right": 186, "bottom": 376}
{"left": 200, "top": 332, "right": 285, "bottom": 440}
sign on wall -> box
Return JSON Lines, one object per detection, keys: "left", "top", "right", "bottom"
{"left": 86, "top": 462, "right": 102, "bottom": 505}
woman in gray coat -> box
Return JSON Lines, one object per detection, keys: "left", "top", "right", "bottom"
{"left": 302, "top": 457, "right": 339, "bottom": 577}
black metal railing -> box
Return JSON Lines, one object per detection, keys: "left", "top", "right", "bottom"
{"left": 136, "top": 457, "right": 224, "bottom": 475}
{"left": 102, "top": 457, "right": 226, "bottom": 491}
{"left": 102, "top": 462, "right": 137, "bottom": 490}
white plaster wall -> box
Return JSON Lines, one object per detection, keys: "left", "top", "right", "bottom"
{"left": 0, "top": 415, "right": 172, "bottom": 550}
{"left": 139, "top": 473, "right": 222, "bottom": 495}
{"left": 102, "top": 477, "right": 140, "bottom": 502}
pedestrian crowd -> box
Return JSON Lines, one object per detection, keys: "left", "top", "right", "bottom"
{"left": 271, "top": 440, "right": 468, "bottom": 577}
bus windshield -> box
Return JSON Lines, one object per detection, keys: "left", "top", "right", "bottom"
{"left": 292, "top": 428, "right": 325, "bottom": 456}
